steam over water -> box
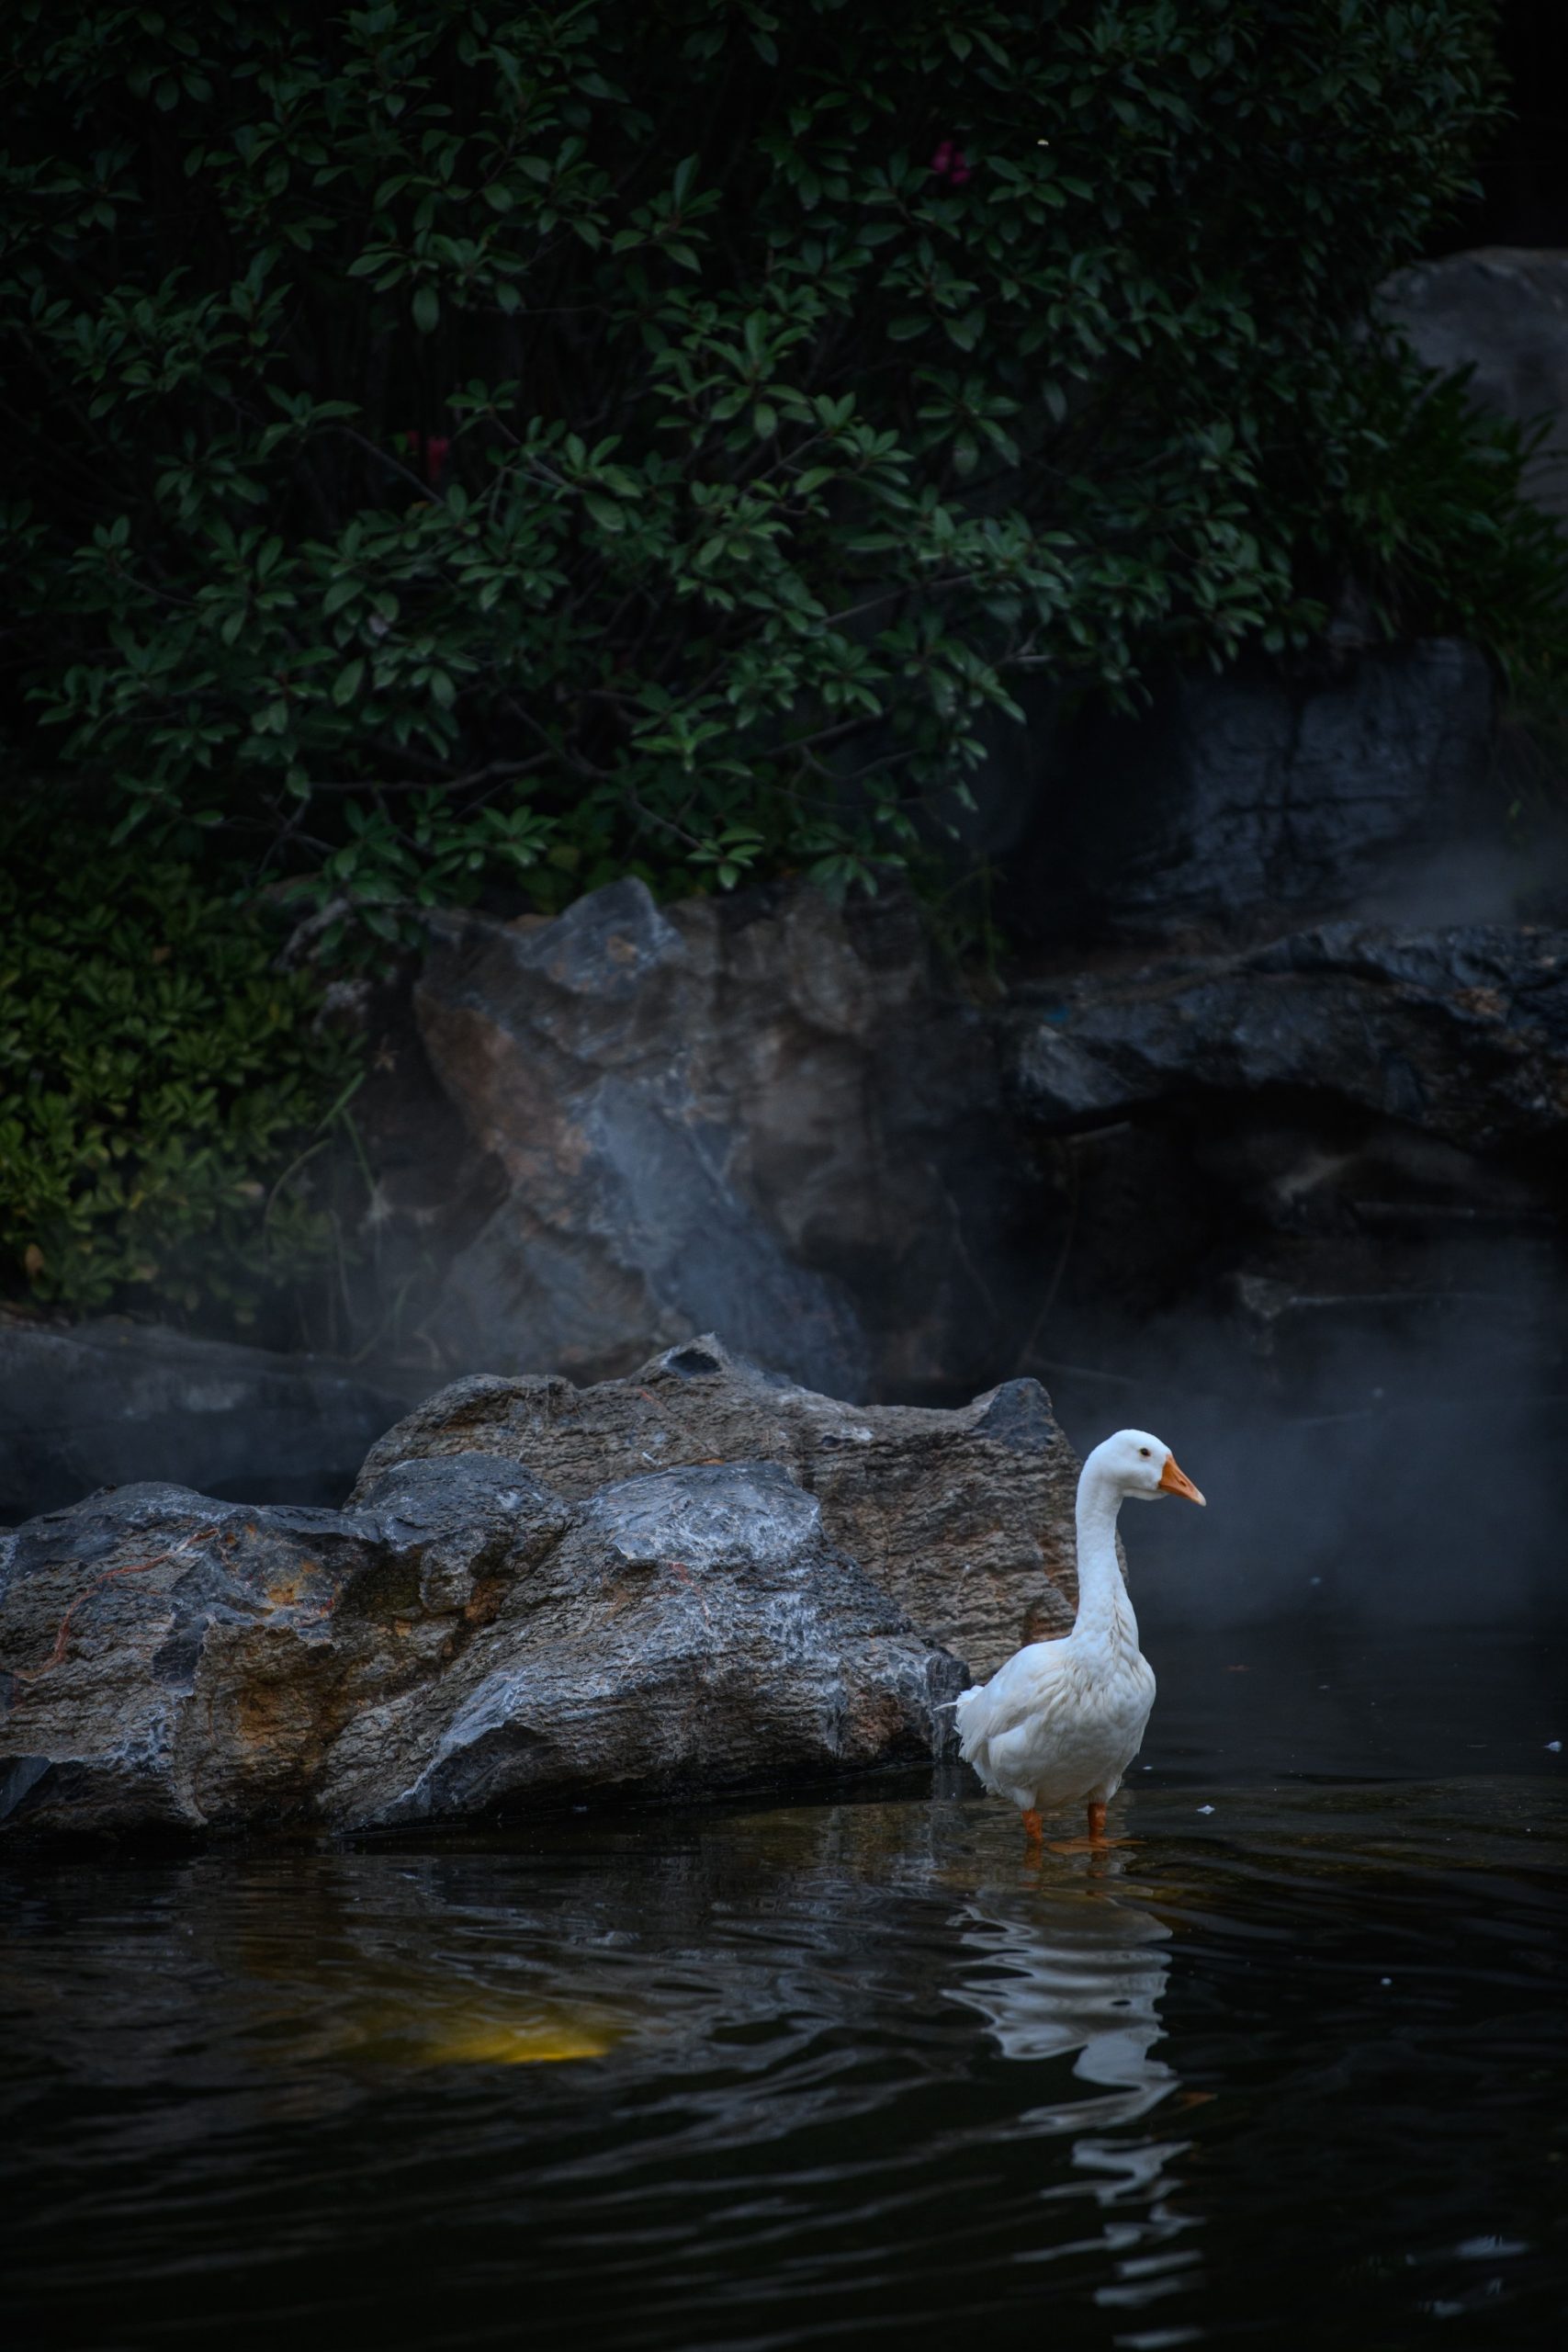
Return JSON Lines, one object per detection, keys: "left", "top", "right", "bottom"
{"left": 1040, "top": 1280, "right": 1568, "bottom": 1630}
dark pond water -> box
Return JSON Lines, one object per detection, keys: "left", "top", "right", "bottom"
{"left": 4, "top": 1624, "right": 1566, "bottom": 2352}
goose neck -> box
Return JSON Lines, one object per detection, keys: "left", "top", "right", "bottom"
{"left": 1073, "top": 1467, "right": 1137, "bottom": 1647}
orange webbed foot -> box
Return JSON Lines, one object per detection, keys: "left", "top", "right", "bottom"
{"left": 1047, "top": 1801, "right": 1122, "bottom": 1856}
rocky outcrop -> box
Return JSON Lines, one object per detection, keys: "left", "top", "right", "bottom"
{"left": 1382, "top": 248, "right": 1568, "bottom": 524}
{"left": 409, "top": 878, "right": 1032, "bottom": 1402}
{"left": 999, "top": 920, "right": 1568, "bottom": 1401}
{"left": 0, "top": 1314, "right": 435, "bottom": 1527}
{"left": 0, "top": 1457, "right": 962, "bottom": 1838}
{"left": 1008, "top": 640, "right": 1495, "bottom": 947}
{"left": 355, "top": 1334, "right": 1082, "bottom": 1676}
{"left": 1005, "top": 922, "right": 1568, "bottom": 1154}
{"left": 0, "top": 1346, "right": 1084, "bottom": 1839}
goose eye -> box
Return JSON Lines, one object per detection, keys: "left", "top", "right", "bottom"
{"left": 1138, "top": 1446, "right": 1151, "bottom": 1458}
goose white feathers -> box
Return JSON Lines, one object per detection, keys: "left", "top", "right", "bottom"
{"left": 955, "top": 1428, "right": 1205, "bottom": 1849}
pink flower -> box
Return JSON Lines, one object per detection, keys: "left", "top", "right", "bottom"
{"left": 399, "top": 430, "right": 451, "bottom": 486}
{"left": 931, "top": 139, "right": 972, "bottom": 187}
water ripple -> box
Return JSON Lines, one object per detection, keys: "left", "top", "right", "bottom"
{"left": 2, "top": 1748, "right": 1565, "bottom": 2350}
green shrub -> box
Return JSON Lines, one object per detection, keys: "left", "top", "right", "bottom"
{"left": 0, "top": 810, "right": 360, "bottom": 1315}
{"left": 0, "top": 0, "right": 1554, "bottom": 947}
{"left": 1304, "top": 352, "right": 1568, "bottom": 679}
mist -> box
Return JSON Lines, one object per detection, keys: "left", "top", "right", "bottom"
{"left": 1041, "top": 1285, "right": 1568, "bottom": 1633}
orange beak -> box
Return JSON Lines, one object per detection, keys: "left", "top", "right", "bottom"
{"left": 1158, "top": 1453, "right": 1206, "bottom": 1506}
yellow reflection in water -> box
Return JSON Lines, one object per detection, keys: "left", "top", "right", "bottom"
{"left": 255, "top": 1996, "right": 626, "bottom": 2070}
{"left": 414, "top": 2014, "right": 620, "bottom": 2067}
{"left": 237, "top": 1948, "right": 627, "bottom": 2070}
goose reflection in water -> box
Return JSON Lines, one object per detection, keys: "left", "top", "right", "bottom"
{"left": 952, "top": 1878, "right": 1174, "bottom": 2124}
{"left": 951, "top": 1873, "right": 1204, "bottom": 2320}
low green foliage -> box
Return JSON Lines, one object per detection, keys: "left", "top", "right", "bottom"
{"left": 1, "top": 0, "right": 1554, "bottom": 954}
{"left": 0, "top": 811, "right": 360, "bottom": 1313}
{"left": 1305, "top": 355, "right": 1568, "bottom": 678}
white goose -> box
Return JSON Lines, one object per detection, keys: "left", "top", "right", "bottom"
{"left": 955, "top": 1429, "right": 1205, "bottom": 1850}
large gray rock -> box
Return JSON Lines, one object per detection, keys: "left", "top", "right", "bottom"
{"left": 410, "top": 878, "right": 1028, "bottom": 1401}
{"left": 0, "top": 1314, "right": 434, "bottom": 1526}
{"left": 1012, "top": 640, "right": 1494, "bottom": 945}
{"left": 1382, "top": 248, "right": 1568, "bottom": 523}
{"left": 0, "top": 1344, "right": 1089, "bottom": 1838}
{"left": 355, "top": 1334, "right": 1083, "bottom": 1677}
{"left": 0, "top": 1453, "right": 963, "bottom": 1839}
{"left": 1005, "top": 921, "right": 1568, "bottom": 1155}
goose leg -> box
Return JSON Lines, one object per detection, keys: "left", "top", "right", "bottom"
{"left": 1049, "top": 1800, "right": 1120, "bottom": 1855}
{"left": 1021, "top": 1808, "right": 1044, "bottom": 1854}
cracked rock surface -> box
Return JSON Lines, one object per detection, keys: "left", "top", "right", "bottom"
{"left": 1004, "top": 922, "right": 1568, "bottom": 1154}
{"left": 0, "top": 1342, "right": 1080, "bottom": 1839}
{"left": 354, "top": 1334, "right": 1083, "bottom": 1679}
{"left": 410, "top": 876, "right": 1029, "bottom": 1401}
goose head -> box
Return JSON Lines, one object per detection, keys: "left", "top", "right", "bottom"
{"left": 1086, "top": 1428, "right": 1206, "bottom": 1506}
